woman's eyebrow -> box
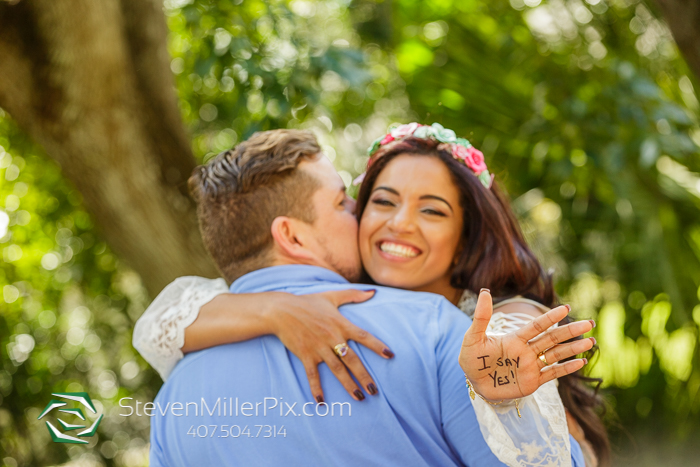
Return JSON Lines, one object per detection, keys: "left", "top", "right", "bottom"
{"left": 419, "top": 195, "right": 453, "bottom": 212}
{"left": 372, "top": 186, "right": 399, "bottom": 195}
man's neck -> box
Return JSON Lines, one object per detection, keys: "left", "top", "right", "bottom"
{"left": 270, "top": 256, "right": 321, "bottom": 269}
{"left": 270, "top": 254, "right": 342, "bottom": 278}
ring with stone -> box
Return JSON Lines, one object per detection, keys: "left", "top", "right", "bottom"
{"left": 333, "top": 342, "right": 349, "bottom": 358}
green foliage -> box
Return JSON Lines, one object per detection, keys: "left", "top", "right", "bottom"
{"left": 167, "top": 0, "right": 377, "bottom": 160}
{"left": 0, "top": 114, "right": 156, "bottom": 465}
{"left": 1, "top": 0, "right": 700, "bottom": 465}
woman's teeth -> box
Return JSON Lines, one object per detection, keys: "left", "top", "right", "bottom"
{"left": 379, "top": 242, "right": 419, "bottom": 258}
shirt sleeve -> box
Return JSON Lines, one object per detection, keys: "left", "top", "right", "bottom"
{"left": 435, "top": 298, "right": 585, "bottom": 467}
{"left": 132, "top": 276, "right": 229, "bottom": 380}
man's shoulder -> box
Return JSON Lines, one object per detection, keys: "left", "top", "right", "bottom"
{"left": 371, "top": 286, "right": 463, "bottom": 314}
{"left": 326, "top": 284, "right": 469, "bottom": 324}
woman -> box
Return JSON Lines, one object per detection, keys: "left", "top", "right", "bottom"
{"left": 134, "top": 123, "right": 608, "bottom": 466}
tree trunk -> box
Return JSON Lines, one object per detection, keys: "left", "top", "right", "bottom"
{"left": 654, "top": 0, "right": 700, "bottom": 81}
{"left": 0, "top": 0, "right": 219, "bottom": 295}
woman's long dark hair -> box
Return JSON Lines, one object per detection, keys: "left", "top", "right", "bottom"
{"left": 355, "top": 137, "right": 610, "bottom": 466}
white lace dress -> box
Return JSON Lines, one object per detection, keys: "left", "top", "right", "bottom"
{"left": 133, "top": 278, "right": 573, "bottom": 467}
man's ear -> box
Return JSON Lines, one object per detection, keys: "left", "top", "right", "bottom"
{"left": 270, "top": 216, "right": 315, "bottom": 262}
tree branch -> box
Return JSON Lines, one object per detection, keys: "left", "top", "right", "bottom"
{"left": 0, "top": 0, "right": 218, "bottom": 295}
{"left": 654, "top": 0, "right": 700, "bottom": 80}
{"left": 120, "top": 0, "right": 197, "bottom": 197}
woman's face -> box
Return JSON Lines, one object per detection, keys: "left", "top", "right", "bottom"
{"left": 359, "top": 154, "right": 464, "bottom": 300}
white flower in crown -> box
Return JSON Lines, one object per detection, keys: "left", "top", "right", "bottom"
{"left": 390, "top": 122, "right": 421, "bottom": 139}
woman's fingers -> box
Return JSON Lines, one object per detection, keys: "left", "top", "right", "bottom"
{"left": 347, "top": 323, "right": 394, "bottom": 359}
{"left": 464, "top": 289, "right": 493, "bottom": 345}
{"left": 288, "top": 289, "right": 389, "bottom": 402}
{"left": 302, "top": 359, "right": 325, "bottom": 404}
{"left": 536, "top": 337, "right": 595, "bottom": 368}
{"left": 538, "top": 358, "right": 588, "bottom": 386}
{"left": 515, "top": 305, "right": 571, "bottom": 342}
{"left": 316, "top": 289, "right": 394, "bottom": 359}
{"left": 303, "top": 342, "right": 380, "bottom": 403}
{"left": 528, "top": 320, "right": 596, "bottom": 355}
{"left": 336, "top": 346, "right": 379, "bottom": 396}
{"left": 320, "top": 347, "right": 366, "bottom": 401}
{"left": 318, "top": 288, "right": 376, "bottom": 307}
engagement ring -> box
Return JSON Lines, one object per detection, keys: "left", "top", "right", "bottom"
{"left": 333, "top": 342, "right": 349, "bottom": 358}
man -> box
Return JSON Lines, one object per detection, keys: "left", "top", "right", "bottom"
{"left": 149, "top": 129, "right": 585, "bottom": 466}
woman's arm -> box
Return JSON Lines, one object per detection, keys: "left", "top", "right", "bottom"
{"left": 133, "top": 276, "right": 229, "bottom": 381}
{"left": 458, "top": 294, "right": 593, "bottom": 467}
{"left": 133, "top": 278, "right": 393, "bottom": 402}
{"left": 183, "top": 288, "right": 392, "bottom": 401}
{"left": 180, "top": 292, "right": 283, "bottom": 353}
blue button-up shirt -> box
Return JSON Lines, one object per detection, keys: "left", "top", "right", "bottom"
{"left": 150, "top": 265, "right": 583, "bottom": 466}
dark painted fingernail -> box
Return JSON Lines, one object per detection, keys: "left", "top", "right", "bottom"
{"left": 354, "top": 390, "right": 365, "bottom": 401}
{"left": 382, "top": 348, "right": 394, "bottom": 358}
{"left": 367, "top": 383, "right": 378, "bottom": 395}
{"left": 316, "top": 395, "right": 324, "bottom": 403}
{"left": 583, "top": 358, "right": 588, "bottom": 365}
{"left": 589, "top": 320, "right": 596, "bottom": 328}
{"left": 480, "top": 288, "right": 490, "bottom": 294}
{"left": 564, "top": 304, "right": 571, "bottom": 312}
{"left": 590, "top": 337, "right": 597, "bottom": 345}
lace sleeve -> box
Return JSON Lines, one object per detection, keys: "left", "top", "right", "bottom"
{"left": 458, "top": 292, "right": 572, "bottom": 467}
{"left": 133, "top": 276, "right": 229, "bottom": 381}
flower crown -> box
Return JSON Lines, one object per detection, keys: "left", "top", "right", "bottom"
{"left": 353, "top": 122, "right": 492, "bottom": 189}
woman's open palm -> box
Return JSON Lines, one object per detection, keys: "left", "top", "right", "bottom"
{"left": 459, "top": 290, "right": 595, "bottom": 401}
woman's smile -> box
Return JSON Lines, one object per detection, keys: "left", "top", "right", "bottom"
{"left": 376, "top": 239, "right": 422, "bottom": 261}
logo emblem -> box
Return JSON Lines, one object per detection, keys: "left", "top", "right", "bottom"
{"left": 37, "top": 392, "right": 103, "bottom": 444}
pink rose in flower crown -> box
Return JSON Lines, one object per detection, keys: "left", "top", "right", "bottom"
{"left": 451, "top": 144, "right": 470, "bottom": 162}
{"left": 390, "top": 122, "right": 421, "bottom": 139}
{"left": 464, "top": 146, "right": 487, "bottom": 174}
{"left": 380, "top": 134, "right": 395, "bottom": 145}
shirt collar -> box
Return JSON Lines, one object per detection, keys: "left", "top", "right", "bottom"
{"left": 229, "top": 265, "right": 350, "bottom": 293}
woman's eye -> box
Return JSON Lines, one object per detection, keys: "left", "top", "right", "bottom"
{"left": 422, "top": 208, "right": 446, "bottom": 217}
{"left": 371, "top": 198, "right": 395, "bottom": 207}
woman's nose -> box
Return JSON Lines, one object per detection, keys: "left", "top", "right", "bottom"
{"left": 387, "top": 206, "right": 416, "bottom": 232}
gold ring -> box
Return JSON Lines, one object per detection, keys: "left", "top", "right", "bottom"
{"left": 333, "top": 342, "right": 349, "bottom": 358}
{"left": 538, "top": 352, "right": 549, "bottom": 366}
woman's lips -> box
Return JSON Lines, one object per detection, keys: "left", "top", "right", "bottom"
{"left": 376, "top": 240, "right": 422, "bottom": 261}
